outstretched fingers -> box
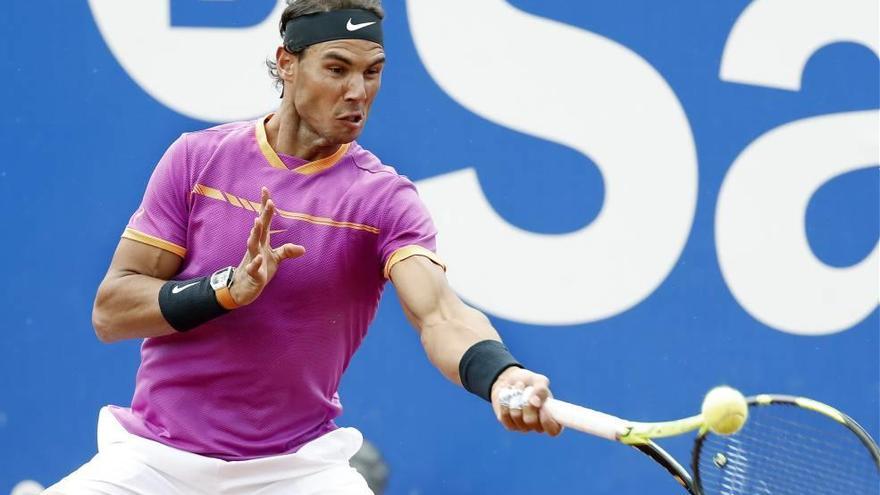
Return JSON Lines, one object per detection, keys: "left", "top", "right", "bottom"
{"left": 246, "top": 254, "right": 264, "bottom": 280}
{"left": 247, "top": 217, "right": 262, "bottom": 259}
{"left": 231, "top": 187, "right": 300, "bottom": 306}
{"left": 258, "top": 188, "right": 274, "bottom": 246}
{"left": 274, "top": 243, "right": 306, "bottom": 261}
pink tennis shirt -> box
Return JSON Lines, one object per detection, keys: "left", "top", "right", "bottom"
{"left": 110, "top": 116, "right": 443, "bottom": 460}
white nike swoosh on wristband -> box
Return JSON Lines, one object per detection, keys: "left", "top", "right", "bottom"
{"left": 346, "top": 19, "right": 376, "bottom": 31}
{"left": 171, "top": 281, "right": 200, "bottom": 294}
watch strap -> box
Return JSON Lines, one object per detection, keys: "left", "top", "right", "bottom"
{"left": 211, "top": 266, "right": 240, "bottom": 310}
{"left": 215, "top": 285, "right": 239, "bottom": 310}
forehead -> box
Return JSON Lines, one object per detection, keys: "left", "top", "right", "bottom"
{"left": 306, "top": 39, "right": 385, "bottom": 63}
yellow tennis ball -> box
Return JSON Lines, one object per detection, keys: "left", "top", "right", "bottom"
{"left": 701, "top": 386, "right": 748, "bottom": 435}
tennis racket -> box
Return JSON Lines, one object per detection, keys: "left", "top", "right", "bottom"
{"left": 500, "top": 388, "right": 880, "bottom": 494}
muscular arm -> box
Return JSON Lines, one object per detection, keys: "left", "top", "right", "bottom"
{"left": 391, "top": 255, "right": 561, "bottom": 435}
{"left": 390, "top": 256, "right": 500, "bottom": 384}
{"left": 92, "top": 238, "right": 182, "bottom": 343}
{"left": 92, "top": 189, "right": 303, "bottom": 344}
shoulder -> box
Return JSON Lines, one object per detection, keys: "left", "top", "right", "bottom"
{"left": 345, "top": 144, "right": 432, "bottom": 224}
{"left": 170, "top": 120, "right": 256, "bottom": 174}
{"left": 181, "top": 120, "right": 254, "bottom": 153}
{"left": 347, "top": 142, "right": 417, "bottom": 193}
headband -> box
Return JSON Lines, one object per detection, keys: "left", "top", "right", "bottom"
{"left": 283, "top": 9, "right": 383, "bottom": 53}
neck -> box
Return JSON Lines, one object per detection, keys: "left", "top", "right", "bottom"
{"left": 265, "top": 99, "right": 341, "bottom": 162}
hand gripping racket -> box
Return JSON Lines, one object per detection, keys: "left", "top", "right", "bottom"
{"left": 500, "top": 387, "right": 880, "bottom": 494}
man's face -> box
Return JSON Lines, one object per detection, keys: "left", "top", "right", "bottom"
{"left": 281, "top": 39, "right": 385, "bottom": 144}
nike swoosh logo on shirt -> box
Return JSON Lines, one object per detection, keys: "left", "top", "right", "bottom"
{"left": 269, "top": 229, "right": 287, "bottom": 235}
{"left": 346, "top": 19, "right": 376, "bottom": 31}
{"left": 171, "top": 281, "right": 199, "bottom": 294}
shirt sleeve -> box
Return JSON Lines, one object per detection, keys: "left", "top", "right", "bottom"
{"left": 121, "top": 135, "right": 190, "bottom": 258}
{"left": 378, "top": 178, "right": 445, "bottom": 279}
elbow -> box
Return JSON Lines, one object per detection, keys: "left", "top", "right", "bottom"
{"left": 92, "top": 306, "right": 116, "bottom": 344}
{"left": 92, "top": 288, "right": 119, "bottom": 344}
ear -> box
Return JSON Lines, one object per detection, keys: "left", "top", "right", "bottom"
{"left": 276, "top": 46, "right": 298, "bottom": 84}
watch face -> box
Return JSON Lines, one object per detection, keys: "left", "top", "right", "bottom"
{"left": 210, "top": 267, "right": 233, "bottom": 290}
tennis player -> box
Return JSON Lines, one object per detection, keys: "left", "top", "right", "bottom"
{"left": 46, "top": 1, "right": 560, "bottom": 493}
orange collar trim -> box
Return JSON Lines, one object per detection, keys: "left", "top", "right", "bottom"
{"left": 255, "top": 114, "right": 351, "bottom": 174}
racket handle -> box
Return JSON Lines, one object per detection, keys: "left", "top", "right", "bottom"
{"left": 543, "top": 398, "right": 627, "bottom": 441}
{"left": 499, "top": 387, "right": 626, "bottom": 441}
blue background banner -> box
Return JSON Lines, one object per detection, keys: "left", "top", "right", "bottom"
{"left": 1, "top": 1, "right": 877, "bottom": 494}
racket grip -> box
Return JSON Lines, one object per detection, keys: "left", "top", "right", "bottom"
{"left": 543, "top": 398, "right": 627, "bottom": 441}
{"left": 498, "top": 387, "right": 627, "bottom": 441}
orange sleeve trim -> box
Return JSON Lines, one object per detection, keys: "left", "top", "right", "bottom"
{"left": 122, "top": 228, "right": 186, "bottom": 258}
{"left": 384, "top": 245, "right": 446, "bottom": 279}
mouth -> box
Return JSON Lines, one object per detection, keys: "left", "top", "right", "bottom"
{"left": 338, "top": 112, "right": 365, "bottom": 127}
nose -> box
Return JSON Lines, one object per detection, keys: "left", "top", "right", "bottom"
{"left": 344, "top": 74, "right": 367, "bottom": 102}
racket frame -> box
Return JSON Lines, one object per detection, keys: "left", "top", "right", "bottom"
{"left": 505, "top": 390, "right": 880, "bottom": 494}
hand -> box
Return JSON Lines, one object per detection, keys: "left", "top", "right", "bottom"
{"left": 230, "top": 187, "right": 305, "bottom": 306}
{"left": 491, "top": 367, "right": 563, "bottom": 436}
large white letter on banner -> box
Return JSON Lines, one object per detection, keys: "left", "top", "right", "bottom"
{"left": 408, "top": 0, "right": 698, "bottom": 325}
{"left": 717, "top": 0, "right": 879, "bottom": 335}
{"left": 89, "top": 0, "right": 284, "bottom": 122}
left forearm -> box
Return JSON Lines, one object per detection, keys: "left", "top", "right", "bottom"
{"left": 418, "top": 304, "right": 501, "bottom": 385}
{"left": 390, "top": 256, "right": 505, "bottom": 387}
{"left": 387, "top": 210, "right": 560, "bottom": 435}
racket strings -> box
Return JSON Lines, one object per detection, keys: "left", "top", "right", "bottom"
{"left": 697, "top": 444, "right": 877, "bottom": 495}
{"left": 695, "top": 405, "right": 879, "bottom": 495}
{"left": 702, "top": 464, "right": 846, "bottom": 495}
{"left": 698, "top": 442, "right": 875, "bottom": 495}
{"left": 698, "top": 423, "right": 877, "bottom": 494}
{"left": 740, "top": 415, "right": 878, "bottom": 478}
{"left": 720, "top": 424, "right": 875, "bottom": 481}
{"left": 753, "top": 413, "right": 878, "bottom": 458}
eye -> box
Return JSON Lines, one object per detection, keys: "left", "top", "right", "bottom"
{"left": 328, "top": 66, "right": 344, "bottom": 75}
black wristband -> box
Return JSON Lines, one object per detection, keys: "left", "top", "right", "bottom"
{"left": 158, "top": 276, "right": 228, "bottom": 332}
{"left": 459, "top": 340, "right": 522, "bottom": 402}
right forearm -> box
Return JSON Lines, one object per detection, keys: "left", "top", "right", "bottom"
{"left": 92, "top": 271, "right": 177, "bottom": 343}
{"left": 92, "top": 189, "right": 300, "bottom": 343}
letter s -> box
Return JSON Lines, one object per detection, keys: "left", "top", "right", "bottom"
{"left": 408, "top": 0, "right": 698, "bottom": 325}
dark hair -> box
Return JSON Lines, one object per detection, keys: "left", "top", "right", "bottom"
{"left": 266, "top": 0, "right": 385, "bottom": 90}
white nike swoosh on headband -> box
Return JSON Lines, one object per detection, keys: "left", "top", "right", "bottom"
{"left": 171, "top": 281, "right": 200, "bottom": 294}
{"left": 346, "top": 19, "right": 376, "bottom": 31}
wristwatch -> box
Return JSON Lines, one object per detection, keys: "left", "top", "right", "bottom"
{"left": 210, "top": 266, "right": 239, "bottom": 310}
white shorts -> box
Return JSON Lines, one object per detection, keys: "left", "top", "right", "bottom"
{"left": 44, "top": 407, "right": 373, "bottom": 495}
